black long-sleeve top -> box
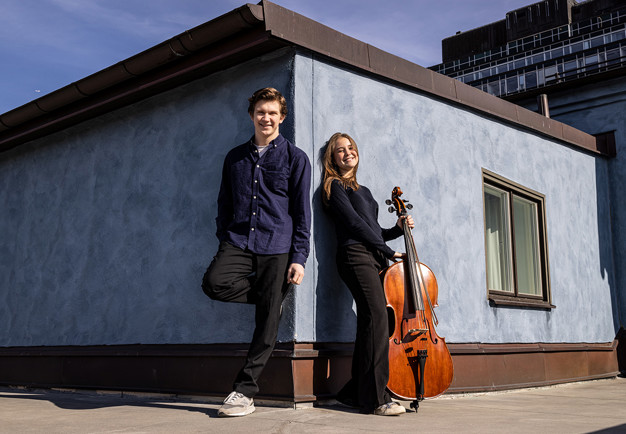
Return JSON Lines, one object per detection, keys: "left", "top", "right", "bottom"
{"left": 326, "top": 179, "right": 403, "bottom": 258}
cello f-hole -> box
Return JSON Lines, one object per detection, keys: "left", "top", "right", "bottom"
{"left": 386, "top": 305, "right": 396, "bottom": 338}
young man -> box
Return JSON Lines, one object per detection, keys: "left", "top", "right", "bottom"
{"left": 202, "top": 87, "right": 311, "bottom": 417}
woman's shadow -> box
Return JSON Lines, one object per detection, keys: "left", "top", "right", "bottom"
{"left": 310, "top": 144, "right": 358, "bottom": 406}
{"left": 313, "top": 143, "right": 357, "bottom": 343}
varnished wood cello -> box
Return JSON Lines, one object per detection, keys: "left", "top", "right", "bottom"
{"left": 381, "top": 186, "right": 453, "bottom": 412}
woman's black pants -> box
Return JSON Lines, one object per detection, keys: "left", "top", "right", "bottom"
{"left": 201, "top": 241, "right": 290, "bottom": 398}
{"left": 336, "top": 243, "right": 391, "bottom": 413}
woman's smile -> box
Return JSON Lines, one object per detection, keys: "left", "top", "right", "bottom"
{"left": 333, "top": 137, "right": 359, "bottom": 175}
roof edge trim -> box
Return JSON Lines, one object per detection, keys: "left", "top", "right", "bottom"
{"left": 259, "top": 0, "right": 607, "bottom": 157}
{"left": 0, "top": 1, "right": 608, "bottom": 158}
{"left": 0, "top": 3, "right": 264, "bottom": 132}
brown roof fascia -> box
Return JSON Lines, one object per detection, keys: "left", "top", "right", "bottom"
{"left": 260, "top": 0, "right": 609, "bottom": 157}
{"left": 0, "top": 3, "right": 270, "bottom": 152}
{"left": 0, "top": 0, "right": 609, "bottom": 158}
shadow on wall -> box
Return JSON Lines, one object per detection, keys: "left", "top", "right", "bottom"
{"left": 617, "top": 327, "right": 626, "bottom": 375}
{"left": 313, "top": 143, "right": 357, "bottom": 342}
{"left": 595, "top": 157, "right": 620, "bottom": 336}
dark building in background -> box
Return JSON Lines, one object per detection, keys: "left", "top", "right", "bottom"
{"left": 431, "top": 0, "right": 626, "bottom": 99}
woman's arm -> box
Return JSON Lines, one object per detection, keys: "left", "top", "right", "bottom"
{"left": 328, "top": 180, "right": 396, "bottom": 258}
{"left": 382, "top": 215, "right": 414, "bottom": 241}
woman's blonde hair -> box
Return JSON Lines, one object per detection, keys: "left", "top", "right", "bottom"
{"left": 322, "top": 132, "right": 360, "bottom": 205}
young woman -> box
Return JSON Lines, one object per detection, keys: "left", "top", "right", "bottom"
{"left": 322, "top": 132, "right": 414, "bottom": 416}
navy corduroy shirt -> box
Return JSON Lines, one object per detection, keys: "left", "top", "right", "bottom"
{"left": 216, "top": 134, "right": 311, "bottom": 266}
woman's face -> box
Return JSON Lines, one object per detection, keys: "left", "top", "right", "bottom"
{"left": 332, "top": 137, "right": 358, "bottom": 175}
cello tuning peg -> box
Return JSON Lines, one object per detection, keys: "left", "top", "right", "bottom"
{"left": 385, "top": 199, "right": 392, "bottom": 205}
{"left": 406, "top": 204, "right": 413, "bottom": 210}
{"left": 388, "top": 206, "right": 395, "bottom": 213}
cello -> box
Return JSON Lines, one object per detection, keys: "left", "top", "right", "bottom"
{"left": 381, "top": 186, "right": 453, "bottom": 412}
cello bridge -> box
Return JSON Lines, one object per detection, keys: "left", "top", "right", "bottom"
{"left": 408, "top": 328, "right": 428, "bottom": 336}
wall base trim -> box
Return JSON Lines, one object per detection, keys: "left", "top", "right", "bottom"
{"left": 0, "top": 340, "right": 619, "bottom": 402}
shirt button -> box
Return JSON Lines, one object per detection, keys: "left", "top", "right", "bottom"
{"left": 253, "top": 212, "right": 256, "bottom": 215}
{"left": 256, "top": 164, "right": 260, "bottom": 168}
{"left": 254, "top": 180, "right": 258, "bottom": 183}
{"left": 253, "top": 195, "right": 257, "bottom": 199}
{"left": 251, "top": 228, "right": 255, "bottom": 231}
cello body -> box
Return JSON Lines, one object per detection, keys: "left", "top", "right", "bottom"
{"left": 382, "top": 260, "right": 453, "bottom": 399}
{"left": 382, "top": 187, "right": 453, "bottom": 404}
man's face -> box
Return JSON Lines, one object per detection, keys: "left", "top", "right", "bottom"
{"left": 250, "top": 100, "right": 285, "bottom": 142}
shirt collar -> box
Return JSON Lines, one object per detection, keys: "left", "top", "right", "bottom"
{"left": 248, "top": 134, "right": 286, "bottom": 151}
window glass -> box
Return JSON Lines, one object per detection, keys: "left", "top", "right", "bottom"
{"left": 487, "top": 80, "right": 501, "bottom": 96}
{"left": 563, "top": 60, "right": 577, "bottom": 75}
{"left": 585, "top": 54, "right": 598, "bottom": 66}
{"left": 484, "top": 185, "right": 513, "bottom": 293}
{"left": 591, "top": 36, "right": 604, "bottom": 48}
{"left": 525, "top": 71, "right": 537, "bottom": 89}
{"left": 513, "top": 197, "right": 542, "bottom": 296}
{"left": 549, "top": 47, "right": 563, "bottom": 59}
{"left": 571, "top": 42, "right": 583, "bottom": 53}
{"left": 506, "top": 76, "right": 518, "bottom": 93}
{"left": 523, "top": 37, "right": 534, "bottom": 49}
{"left": 606, "top": 48, "right": 620, "bottom": 64}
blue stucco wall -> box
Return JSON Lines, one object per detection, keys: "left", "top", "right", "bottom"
{"left": 518, "top": 77, "right": 625, "bottom": 331}
{"left": 294, "top": 52, "right": 616, "bottom": 344}
{"left": 0, "top": 48, "right": 617, "bottom": 348}
{"left": 0, "top": 49, "right": 298, "bottom": 346}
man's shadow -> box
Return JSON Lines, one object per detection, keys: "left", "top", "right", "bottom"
{"left": 0, "top": 387, "right": 215, "bottom": 416}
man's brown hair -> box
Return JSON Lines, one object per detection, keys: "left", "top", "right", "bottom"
{"left": 247, "top": 87, "right": 288, "bottom": 117}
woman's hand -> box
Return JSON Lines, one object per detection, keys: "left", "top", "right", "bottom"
{"left": 396, "top": 214, "right": 415, "bottom": 229}
{"left": 393, "top": 251, "right": 406, "bottom": 259}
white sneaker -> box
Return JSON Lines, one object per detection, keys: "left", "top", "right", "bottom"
{"left": 217, "top": 391, "right": 255, "bottom": 417}
{"left": 374, "top": 401, "right": 406, "bottom": 416}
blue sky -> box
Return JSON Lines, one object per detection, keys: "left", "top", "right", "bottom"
{"left": 0, "top": 0, "right": 534, "bottom": 115}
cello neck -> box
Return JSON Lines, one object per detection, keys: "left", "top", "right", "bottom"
{"left": 402, "top": 212, "right": 424, "bottom": 312}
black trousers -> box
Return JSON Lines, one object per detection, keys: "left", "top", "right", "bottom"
{"left": 336, "top": 243, "right": 392, "bottom": 413}
{"left": 202, "top": 242, "right": 290, "bottom": 397}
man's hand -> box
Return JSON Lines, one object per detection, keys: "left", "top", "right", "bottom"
{"left": 286, "top": 263, "right": 305, "bottom": 285}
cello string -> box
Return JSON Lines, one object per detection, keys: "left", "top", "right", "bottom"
{"left": 403, "top": 216, "right": 427, "bottom": 331}
{"left": 407, "top": 218, "right": 439, "bottom": 327}
{"left": 403, "top": 216, "right": 423, "bottom": 312}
